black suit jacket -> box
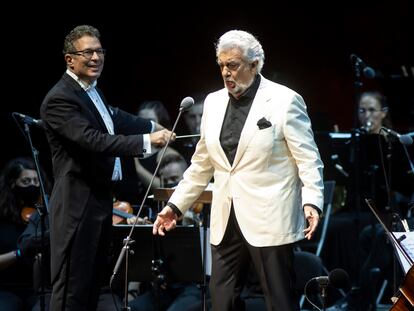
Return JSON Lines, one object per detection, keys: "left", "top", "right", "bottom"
{"left": 40, "top": 73, "right": 152, "bottom": 282}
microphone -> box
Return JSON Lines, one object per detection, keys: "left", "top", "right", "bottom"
{"left": 180, "top": 96, "right": 195, "bottom": 111}
{"left": 313, "top": 268, "right": 350, "bottom": 289}
{"left": 350, "top": 54, "right": 376, "bottom": 79}
{"left": 360, "top": 120, "right": 372, "bottom": 133}
{"left": 304, "top": 268, "right": 350, "bottom": 308}
{"left": 381, "top": 127, "right": 413, "bottom": 145}
{"left": 13, "top": 112, "right": 44, "bottom": 128}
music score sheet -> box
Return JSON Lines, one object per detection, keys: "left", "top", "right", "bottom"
{"left": 394, "top": 232, "right": 414, "bottom": 274}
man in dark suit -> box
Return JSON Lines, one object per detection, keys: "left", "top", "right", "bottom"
{"left": 40, "top": 25, "right": 175, "bottom": 311}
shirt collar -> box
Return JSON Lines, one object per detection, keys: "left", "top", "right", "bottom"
{"left": 66, "top": 69, "right": 97, "bottom": 91}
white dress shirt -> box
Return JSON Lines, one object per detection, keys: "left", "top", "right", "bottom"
{"left": 66, "top": 70, "right": 152, "bottom": 180}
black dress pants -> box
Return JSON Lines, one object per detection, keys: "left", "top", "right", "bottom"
{"left": 210, "top": 207, "right": 299, "bottom": 311}
{"left": 50, "top": 193, "right": 112, "bottom": 311}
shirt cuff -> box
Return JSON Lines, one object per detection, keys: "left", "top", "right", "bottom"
{"left": 303, "top": 203, "right": 322, "bottom": 216}
{"left": 166, "top": 202, "right": 182, "bottom": 217}
{"left": 143, "top": 134, "right": 151, "bottom": 154}
{"left": 150, "top": 120, "right": 156, "bottom": 133}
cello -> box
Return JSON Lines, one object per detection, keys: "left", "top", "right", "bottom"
{"left": 365, "top": 199, "right": 414, "bottom": 310}
{"left": 391, "top": 266, "right": 414, "bottom": 310}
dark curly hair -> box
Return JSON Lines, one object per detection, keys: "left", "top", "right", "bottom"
{"left": 63, "top": 25, "right": 100, "bottom": 55}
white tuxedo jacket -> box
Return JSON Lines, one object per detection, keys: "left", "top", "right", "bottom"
{"left": 170, "top": 76, "right": 324, "bottom": 247}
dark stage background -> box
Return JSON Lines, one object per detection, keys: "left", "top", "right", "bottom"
{"left": 1, "top": 2, "right": 413, "bottom": 176}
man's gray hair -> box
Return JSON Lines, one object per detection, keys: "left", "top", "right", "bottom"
{"left": 215, "top": 30, "right": 265, "bottom": 73}
{"left": 63, "top": 25, "right": 101, "bottom": 54}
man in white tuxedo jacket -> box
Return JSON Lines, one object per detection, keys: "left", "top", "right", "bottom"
{"left": 153, "top": 30, "right": 324, "bottom": 311}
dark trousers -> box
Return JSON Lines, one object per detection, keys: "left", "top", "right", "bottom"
{"left": 50, "top": 194, "right": 112, "bottom": 311}
{"left": 210, "top": 208, "right": 299, "bottom": 311}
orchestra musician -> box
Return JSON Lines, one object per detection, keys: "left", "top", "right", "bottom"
{"left": 0, "top": 157, "right": 48, "bottom": 310}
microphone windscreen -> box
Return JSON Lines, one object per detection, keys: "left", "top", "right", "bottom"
{"left": 363, "top": 66, "right": 376, "bottom": 79}
{"left": 329, "top": 268, "right": 350, "bottom": 289}
{"left": 180, "top": 96, "right": 194, "bottom": 111}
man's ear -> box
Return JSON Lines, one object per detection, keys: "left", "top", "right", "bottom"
{"left": 65, "top": 54, "right": 74, "bottom": 68}
{"left": 250, "top": 60, "right": 259, "bottom": 73}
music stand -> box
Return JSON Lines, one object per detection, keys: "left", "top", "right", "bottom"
{"left": 112, "top": 225, "right": 203, "bottom": 283}
{"left": 153, "top": 187, "right": 212, "bottom": 311}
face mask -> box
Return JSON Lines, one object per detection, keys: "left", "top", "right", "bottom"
{"left": 13, "top": 185, "right": 40, "bottom": 206}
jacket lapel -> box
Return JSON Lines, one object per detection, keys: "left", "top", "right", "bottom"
{"left": 63, "top": 74, "right": 109, "bottom": 133}
{"left": 211, "top": 93, "right": 232, "bottom": 169}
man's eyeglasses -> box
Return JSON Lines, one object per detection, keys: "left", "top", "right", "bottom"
{"left": 358, "top": 107, "right": 385, "bottom": 114}
{"left": 68, "top": 48, "right": 106, "bottom": 59}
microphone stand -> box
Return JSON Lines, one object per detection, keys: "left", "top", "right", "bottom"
{"left": 384, "top": 138, "right": 399, "bottom": 295}
{"left": 110, "top": 98, "right": 193, "bottom": 311}
{"left": 351, "top": 54, "right": 364, "bottom": 212}
{"left": 23, "top": 123, "right": 49, "bottom": 311}
{"left": 320, "top": 281, "right": 328, "bottom": 311}
{"left": 350, "top": 54, "right": 365, "bottom": 287}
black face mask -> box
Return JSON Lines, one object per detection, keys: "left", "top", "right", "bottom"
{"left": 13, "top": 185, "right": 40, "bottom": 206}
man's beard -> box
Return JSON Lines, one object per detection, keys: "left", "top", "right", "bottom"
{"left": 226, "top": 78, "right": 254, "bottom": 98}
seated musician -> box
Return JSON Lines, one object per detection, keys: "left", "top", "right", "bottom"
{"left": 327, "top": 91, "right": 414, "bottom": 310}
{"left": 0, "top": 157, "right": 49, "bottom": 311}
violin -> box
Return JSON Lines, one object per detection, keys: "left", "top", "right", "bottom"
{"left": 191, "top": 202, "right": 204, "bottom": 214}
{"left": 112, "top": 200, "right": 134, "bottom": 225}
{"left": 112, "top": 200, "right": 153, "bottom": 225}
{"left": 20, "top": 206, "right": 37, "bottom": 223}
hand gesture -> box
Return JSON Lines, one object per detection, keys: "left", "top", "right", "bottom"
{"left": 150, "top": 129, "right": 176, "bottom": 147}
{"left": 152, "top": 206, "right": 178, "bottom": 236}
{"left": 303, "top": 205, "right": 320, "bottom": 240}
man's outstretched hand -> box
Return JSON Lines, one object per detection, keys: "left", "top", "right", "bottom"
{"left": 303, "top": 204, "right": 320, "bottom": 240}
{"left": 152, "top": 206, "right": 178, "bottom": 236}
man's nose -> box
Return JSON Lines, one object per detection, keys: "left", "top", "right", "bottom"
{"left": 222, "top": 67, "right": 231, "bottom": 76}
